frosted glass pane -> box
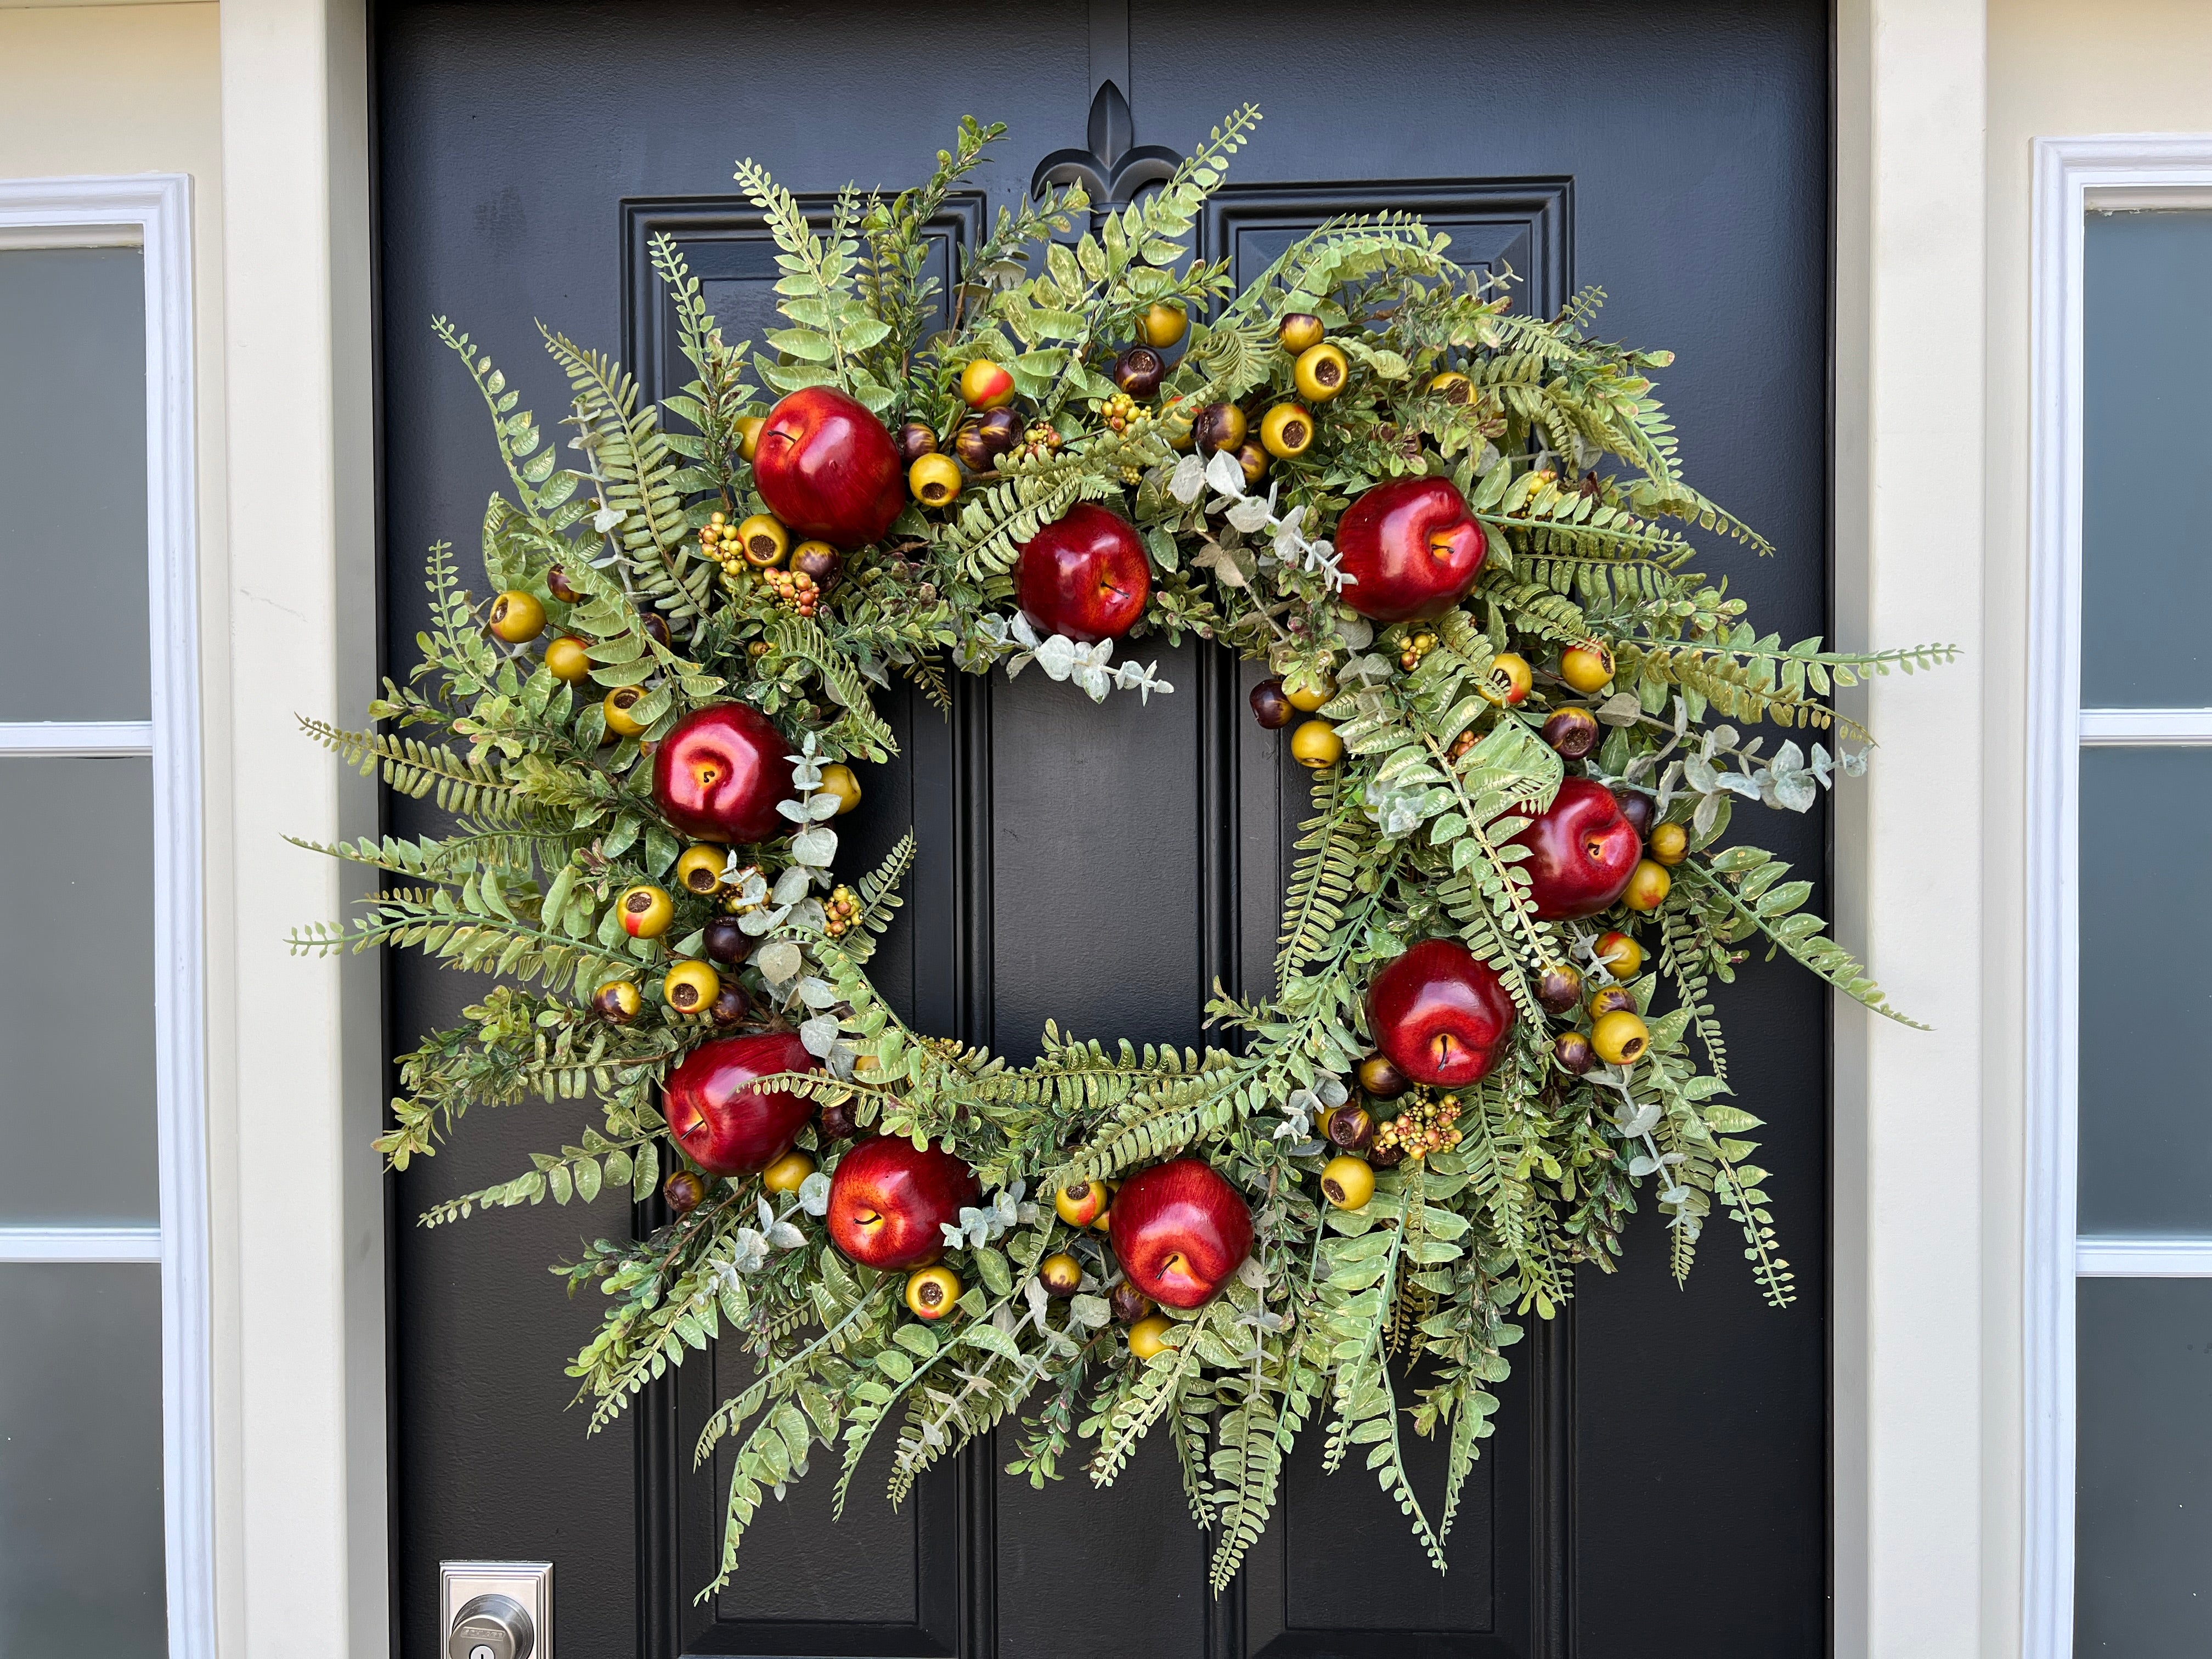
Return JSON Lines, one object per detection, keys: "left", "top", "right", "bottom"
{"left": 0, "top": 246, "right": 150, "bottom": 721}
{"left": 2078, "top": 748, "right": 2212, "bottom": 1234}
{"left": 0, "top": 1263, "right": 166, "bottom": 1656}
{"left": 2078, "top": 1277, "right": 2212, "bottom": 1656}
{"left": 0, "top": 757, "right": 157, "bottom": 1223}
{"left": 2081, "top": 211, "right": 2212, "bottom": 708}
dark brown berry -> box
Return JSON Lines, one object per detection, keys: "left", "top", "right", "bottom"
{"left": 818, "top": 1098, "right": 860, "bottom": 1142}
{"left": 1366, "top": 1140, "right": 1406, "bottom": 1170}
{"left": 1250, "top": 678, "right": 1295, "bottom": 730}
{"left": 546, "top": 566, "right": 582, "bottom": 602}
{"left": 664, "top": 1169, "right": 708, "bottom": 1213}
{"left": 791, "top": 543, "right": 842, "bottom": 589}
{"left": 702, "top": 916, "right": 751, "bottom": 966}
{"left": 954, "top": 409, "right": 1020, "bottom": 472}
{"left": 1542, "top": 708, "right": 1600, "bottom": 759}
{"left": 1192, "top": 402, "right": 1247, "bottom": 455}
{"left": 641, "top": 612, "right": 672, "bottom": 647}
{"left": 708, "top": 982, "right": 752, "bottom": 1028}
{"left": 1324, "top": 1104, "right": 1375, "bottom": 1153}
{"left": 1588, "top": 984, "right": 1637, "bottom": 1019}
{"left": 895, "top": 421, "right": 939, "bottom": 465}
{"left": 1554, "top": 1031, "right": 1596, "bottom": 1075}
{"left": 1357, "top": 1052, "right": 1410, "bottom": 1101}
{"left": 1110, "top": 1281, "right": 1155, "bottom": 1326}
{"left": 1537, "top": 962, "right": 1584, "bottom": 1015}
{"left": 1616, "top": 791, "right": 1657, "bottom": 838}
{"left": 1111, "top": 346, "right": 1165, "bottom": 398}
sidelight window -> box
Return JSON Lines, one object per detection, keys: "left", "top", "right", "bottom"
{"left": 0, "top": 180, "right": 206, "bottom": 1659}
{"left": 2029, "top": 140, "right": 2212, "bottom": 1659}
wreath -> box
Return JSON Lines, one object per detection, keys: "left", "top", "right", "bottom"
{"left": 294, "top": 108, "right": 1950, "bottom": 1596}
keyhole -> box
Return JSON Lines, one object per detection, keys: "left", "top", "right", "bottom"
{"left": 471, "top": 1646, "right": 495, "bottom": 1659}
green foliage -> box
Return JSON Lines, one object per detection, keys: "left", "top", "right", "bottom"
{"left": 296, "top": 108, "right": 1947, "bottom": 1604}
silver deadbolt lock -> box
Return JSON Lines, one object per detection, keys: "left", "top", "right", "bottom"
{"left": 441, "top": 1561, "right": 551, "bottom": 1659}
{"left": 449, "top": 1592, "right": 532, "bottom": 1659}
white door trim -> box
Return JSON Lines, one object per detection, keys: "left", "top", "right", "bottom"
{"left": 0, "top": 172, "right": 210, "bottom": 1659}
{"left": 2024, "top": 132, "right": 2212, "bottom": 1659}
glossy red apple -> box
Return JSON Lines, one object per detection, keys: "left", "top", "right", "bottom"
{"left": 652, "top": 703, "right": 795, "bottom": 845}
{"left": 662, "top": 1031, "right": 817, "bottom": 1178}
{"left": 1335, "top": 476, "right": 1488, "bottom": 623}
{"left": 753, "top": 386, "right": 905, "bottom": 549}
{"left": 1015, "top": 503, "right": 1151, "bottom": 644}
{"left": 1109, "top": 1159, "right": 1253, "bottom": 1310}
{"left": 1366, "top": 938, "right": 1516, "bottom": 1088}
{"left": 1502, "top": 777, "right": 1641, "bottom": 919}
{"left": 826, "top": 1135, "right": 981, "bottom": 1271}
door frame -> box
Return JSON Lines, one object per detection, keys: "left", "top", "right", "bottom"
{"left": 207, "top": 0, "right": 1997, "bottom": 1651}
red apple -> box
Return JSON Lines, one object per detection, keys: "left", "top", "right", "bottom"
{"left": 1502, "top": 776, "right": 1641, "bottom": 919}
{"left": 662, "top": 1031, "right": 817, "bottom": 1178}
{"left": 652, "top": 703, "right": 795, "bottom": 845}
{"left": 1109, "top": 1159, "right": 1253, "bottom": 1310}
{"left": 826, "top": 1135, "right": 981, "bottom": 1271}
{"left": 1335, "top": 476, "right": 1488, "bottom": 623}
{"left": 1366, "top": 938, "right": 1516, "bottom": 1088}
{"left": 753, "top": 386, "right": 905, "bottom": 549}
{"left": 1015, "top": 503, "right": 1151, "bottom": 644}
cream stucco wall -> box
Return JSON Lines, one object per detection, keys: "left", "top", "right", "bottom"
{"left": 1982, "top": 5, "right": 2212, "bottom": 1656}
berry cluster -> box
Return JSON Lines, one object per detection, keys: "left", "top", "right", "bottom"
{"left": 1398, "top": 628, "right": 1440, "bottom": 673}
{"left": 1094, "top": 391, "right": 1146, "bottom": 434}
{"left": 761, "top": 567, "right": 821, "bottom": 618}
{"left": 1372, "top": 1092, "right": 1464, "bottom": 1163}
{"left": 823, "top": 883, "right": 861, "bottom": 938}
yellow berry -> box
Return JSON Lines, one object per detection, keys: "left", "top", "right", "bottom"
{"left": 1321, "top": 1155, "right": 1375, "bottom": 1211}
{"left": 1260, "top": 403, "right": 1315, "bottom": 459}
{"left": 1594, "top": 931, "right": 1644, "bottom": 977}
{"left": 1591, "top": 1009, "right": 1651, "bottom": 1065}
{"left": 618, "top": 884, "right": 674, "bottom": 939}
{"left": 544, "top": 635, "right": 592, "bottom": 684}
{"left": 736, "top": 513, "right": 788, "bottom": 568}
{"left": 1560, "top": 641, "right": 1615, "bottom": 693}
{"left": 675, "top": 844, "right": 726, "bottom": 895}
{"left": 735, "top": 415, "right": 764, "bottom": 461}
{"left": 1284, "top": 676, "right": 1335, "bottom": 713}
{"left": 960, "top": 359, "right": 1016, "bottom": 409}
{"left": 602, "top": 685, "right": 649, "bottom": 737}
{"left": 1289, "top": 719, "right": 1344, "bottom": 770}
{"left": 909, "top": 452, "right": 962, "bottom": 507}
{"left": 1278, "top": 312, "right": 1324, "bottom": 353}
{"left": 1140, "top": 302, "right": 1188, "bottom": 348}
{"left": 661, "top": 959, "right": 720, "bottom": 1014}
{"left": 1128, "top": 1315, "right": 1173, "bottom": 1361}
{"left": 1293, "top": 342, "right": 1350, "bottom": 403}
{"left": 1480, "top": 652, "right": 1533, "bottom": 707}
{"left": 905, "top": 1265, "right": 962, "bottom": 1321}
{"left": 763, "top": 1150, "right": 815, "bottom": 1194}
{"left": 1648, "top": 822, "right": 1689, "bottom": 866}
{"left": 817, "top": 763, "right": 862, "bottom": 815}
{"left": 1623, "top": 859, "right": 1672, "bottom": 913}
{"left": 488, "top": 589, "right": 546, "bottom": 644}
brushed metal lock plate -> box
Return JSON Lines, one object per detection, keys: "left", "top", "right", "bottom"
{"left": 441, "top": 1560, "right": 551, "bottom": 1659}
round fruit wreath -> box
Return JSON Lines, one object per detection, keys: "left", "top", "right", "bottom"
{"left": 295, "top": 109, "right": 1950, "bottom": 1595}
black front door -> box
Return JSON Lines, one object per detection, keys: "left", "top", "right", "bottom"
{"left": 375, "top": 4, "right": 1831, "bottom": 1654}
